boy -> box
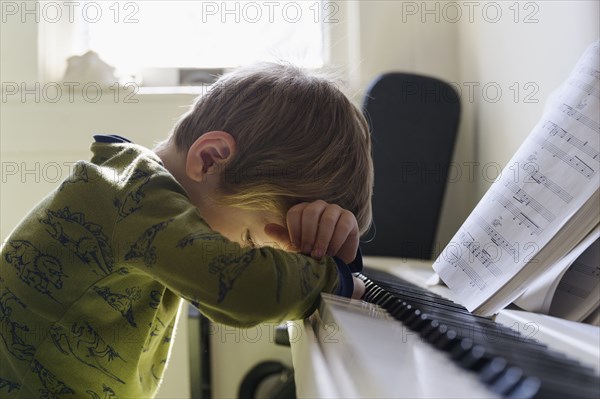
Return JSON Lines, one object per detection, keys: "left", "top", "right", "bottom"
{"left": 0, "top": 63, "right": 373, "bottom": 398}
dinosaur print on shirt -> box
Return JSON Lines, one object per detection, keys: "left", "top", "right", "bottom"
{"left": 40, "top": 207, "right": 114, "bottom": 276}
{"left": 3, "top": 240, "right": 67, "bottom": 302}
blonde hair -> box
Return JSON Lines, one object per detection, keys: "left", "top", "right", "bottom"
{"left": 170, "top": 63, "right": 373, "bottom": 235}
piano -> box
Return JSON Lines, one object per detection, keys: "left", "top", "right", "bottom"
{"left": 288, "top": 258, "right": 600, "bottom": 398}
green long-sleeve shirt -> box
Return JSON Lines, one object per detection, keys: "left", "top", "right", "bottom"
{"left": 0, "top": 136, "right": 346, "bottom": 398}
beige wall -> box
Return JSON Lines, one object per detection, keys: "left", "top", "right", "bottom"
{"left": 458, "top": 0, "right": 600, "bottom": 199}
{"left": 334, "top": 1, "right": 467, "bottom": 251}
{"left": 1, "top": 1, "right": 598, "bottom": 398}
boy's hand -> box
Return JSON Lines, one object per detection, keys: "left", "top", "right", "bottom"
{"left": 264, "top": 200, "right": 359, "bottom": 264}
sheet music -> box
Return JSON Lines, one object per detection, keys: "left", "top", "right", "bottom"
{"left": 514, "top": 226, "right": 599, "bottom": 315}
{"left": 433, "top": 40, "right": 600, "bottom": 313}
{"left": 549, "top": 237, "right": 600, "bottom": 322}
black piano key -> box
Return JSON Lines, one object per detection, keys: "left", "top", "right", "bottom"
{"left": 403, "top": 309, "right": 423, "bottom": 326}
{"left": 400, "top": 305, "right": 540, "bottom": 347}
{"left": 536, "top": 377, "right": 600, "bottom": 398}
{"left": 387, "top": 295, "right": 591, "bottom": 379}
{"left": 458, "top": 344, "right": 490, "bottom": 371}
{"left": 365, "top": 269, "right": 472, "bottom": 311}
{"left": 385, "top": 299, "right": 405, "bottom": 315}
{"left": 395, "top": 311, "right": 551, "bottom": 363}
{"left": 365, "top": 282, "right": 589, "bottom": 383}
{"left": 505, "top": 376, "right": 541, "bottom": 399}
{"left": 364, "top": 278, "right": 589, "bottom": 375}
{"left": 479, "top": 357, "right": 508, "bottom": 384}
{"left": 394, "top": 303, "right": 413, "bottom": 320}
{"left": 408, "top": 312, "right": 431, "bottom": 331}
{"left": 434, "top": 329, "right": 459, "bottom": 351}
{"left": 360, "top": 282, "right": 502, "bottom": 331}
{"left": 377, "top": 292, "right": 396, "bottom": 308}
{"left": 360, "top": 276, "right": 592, "bottom": 380}
{"left": 426, "top": 323, "right": 448, "bottom": 345}
{"left": 450, "top": 338, "right": 473, "bottom": 361}
{"left": 489, "top": 366, "right": 524, "bottom": 396}
{"left": 364, "top": 286, "right": 383, "bottom": 302}
{"left": 359, "top": 270, "right": 600, "bottom": 399}
{"left": 377, "top": 283, "right": 474, "bottom": 314}
{"left": 419, "top": 319, "right": 440, "bottom": 339}
{"left": 371, "top": 288, "right": 388, "bottom": 304}
{"left": 399, "top": 307, "right": 420, "bottom": 324}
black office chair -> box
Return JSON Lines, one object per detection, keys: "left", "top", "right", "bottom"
{"left": 360, "top": 73, "right": 461, "bottom": 259}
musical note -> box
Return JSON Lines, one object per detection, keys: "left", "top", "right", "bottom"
{"left": 522, "top": 163, "right": 573, "bottom": 203}
{"left": 475, "top": 216, "right": 516, "bottom": 257}
{"left": 490, "top": 190, "right": 543, "bottom": 235}
{"left": 459, "top": 232, "right": 503, "bottom": 277}
{"left": 576, "top": 97, "right": 589, "bottom": 110}
{"left": 558, "top": 104, "right": 600, "bottom": 133}
{"left": 527, "top": 151, "right": 539, "bottom": 163}
{"left": 534, "top": 135, "right": 596, "bottom": 178}
{"left": 542, "top": 121, "right": 599, "bottom": 160}
{"left": 504, "top": 180, "right": 556, "bottom": 222}
{"left": 450, "top": 257, "right": 487, "bottom": 290}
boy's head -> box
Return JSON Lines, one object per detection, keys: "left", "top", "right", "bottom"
{"left": 168, "top": 62, "right": 373, "bottom": 237}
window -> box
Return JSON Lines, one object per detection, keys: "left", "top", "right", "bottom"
{"left": 41, "top": 1, "right": 332, "bottom": 86}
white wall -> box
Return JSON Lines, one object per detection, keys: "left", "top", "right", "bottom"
{"left": 334, "top": 1, "right": 469, "bottom": 251}
{"left": 458, "top": 0, "right": 600, "bottom": 199}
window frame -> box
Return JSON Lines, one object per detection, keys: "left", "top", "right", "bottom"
{"left": 37, "top": 0, "right": 355, "bottom": 88}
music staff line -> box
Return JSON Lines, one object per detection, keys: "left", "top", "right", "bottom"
{"left": 522, "top": 163, "right": 573, "bottom": 203}
{"left": 558, "top": 103, "right": 600, "bottom": 133}
{"left": 534, "top": 135, "right": 596, "bottom": 179}
{"left": 474, "top": 216, "right": 517, "bottom": 257}
{"left": 556, "top": 280, "right": 592, "bottom": 299}
{"left": 543, "top": 120, "right": 600, "bottom": 161}
{"left": 575, "top": 60, "right": 600, "bottom": 80}
{"left": 459, "top": 231, "right": 503, "bottom": 277}
{"left": 570, "top": 260, "right": 600, "bottom": 278}
{"left": 490, "top": 189, "right": 543, "bottom": 236}
{"left": 504, "top": 180, "right": 556, "bottom": 223}
{"left": 568, "top": 78, "right": 600, "bottom": 100}
{"left": 452, "top": 257, "right": 487, "bottom": 290}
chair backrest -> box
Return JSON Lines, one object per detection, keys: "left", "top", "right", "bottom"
{"left": 361, "top": 73, "right": 461, "bottom": 259}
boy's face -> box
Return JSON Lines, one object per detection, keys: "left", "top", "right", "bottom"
{"left": 201, "top": 204, "right": 287, "bottom": 250}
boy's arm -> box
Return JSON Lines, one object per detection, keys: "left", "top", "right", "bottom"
{"left": 264, "top": 200, "right": 365, "bottom": 297}
{"left": 112, "top": 172, "right": 353, "bottom": 327}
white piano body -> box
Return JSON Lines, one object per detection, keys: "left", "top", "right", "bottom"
{"left": 289, "top": 258, "right": 600, "bottom": 398}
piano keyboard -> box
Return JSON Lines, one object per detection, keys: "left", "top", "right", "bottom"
{"left": 358, "top": 268, "right": 600, "bottom": 398}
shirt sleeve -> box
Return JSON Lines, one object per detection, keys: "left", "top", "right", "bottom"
{"left": 111, "top": 169, "right": 343, "bottom": 327}
{"left": 333, "top": 257, "right": 354, "bottom": 297}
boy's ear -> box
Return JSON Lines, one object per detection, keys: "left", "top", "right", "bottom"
{"left": 186, "top": 131, "right": 237, "bottom": 182}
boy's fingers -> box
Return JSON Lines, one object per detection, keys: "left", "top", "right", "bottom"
{"left": 287, "top": 201, "right": 358, "bottom": 262}
{"left": 286, "top": 202, "right": 308, "bottom": 249}
{"left": 300, "top": 200, "right": 327, "bottom": 254}
{"left": 312, "top": 205, "right": 342, "bottom": 258}
{"left": 327, "top": 211, "right": 359, "bottom": 263}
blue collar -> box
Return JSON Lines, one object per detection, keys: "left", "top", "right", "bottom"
{"left": 93, "top": 134, "right": 133, "bottom": 143}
